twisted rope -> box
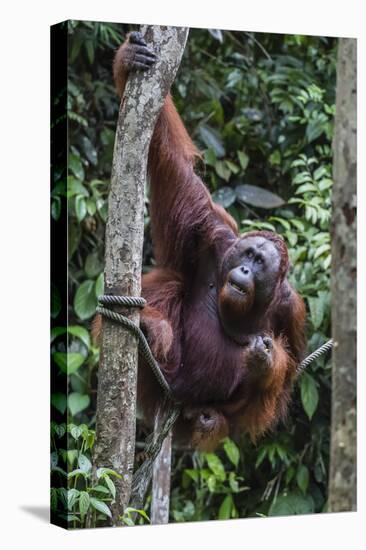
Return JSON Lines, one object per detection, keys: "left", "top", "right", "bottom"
{"left": 297, "top": 338, "right": 334, "bottom": 373}
{"left": 97, "top": 295, "right": 174, "bottom": 400}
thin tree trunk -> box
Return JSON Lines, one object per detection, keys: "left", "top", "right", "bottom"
{"left": 93, "top": 25, "right": 189, "bottom": 524}
{"left": 151, "top": 410, "right": 173, "bottom": 524}
{"left": 328, "top": 38, "right": 357, "bottom": 512}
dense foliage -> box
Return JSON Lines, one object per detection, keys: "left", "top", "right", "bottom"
{"left": 51, "top": 21, "right": 336, "bottom": 526}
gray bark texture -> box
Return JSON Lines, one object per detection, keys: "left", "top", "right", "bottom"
{"left": 328, "top": 38, "right": 357, "bottom": 512}
{"left": 93, "top": 25, "right": 189, "bottom": 524}
{"left": 151, "top": 411, "right": 173, "bottom": 524}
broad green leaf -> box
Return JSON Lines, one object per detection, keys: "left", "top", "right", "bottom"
{"left": 218, "top": 494, "right": 233, "bottom": 520}
{"left": 96, "top": 467, "right": 122, "bottom": 479}
{"left": 212, "top": 186, "right": 236, "bottom": 208}
{"left": 237, "top": 151, "right": 249, "bottom": 171}
{"left": 215, "top": 160, "right": 231, "bottom": 182}
{"left": 123, "top": 507, "right": 150, "bottom": 523}
{"left": 51, "top": 488, "right": 58, "bottom": 511}
{"left": 95, "top": 273, "right": 104, "bottom": 299}
{"left": 68, "top": 393, "right": 90, "bottom": 417}
{"left": 207, "top": 475, "right": 216, "bottom": 492}
{"left": 90, "top": 497, "right": 112, "bottom": 518}
{"left": 199, "top": 125, "right": 225, "bottom": 158}
{"left": 67, "top": 488, "right": 79, "bottom": 511}
{"left": 69, "top": 154, "right": 85, "bottom": 181}
{"left": 78, "top": 453, "right": 92, "bottom": 473}
{"left": 269, "top": 491, "right": 314, "bottom": 516}
{"left": 104, "top": 475, "right": 116, "bottom": 499}
{"left": 205, "top": 453, "right": 226, "bottom": 481}
{"left": 255, "top": 447, "right": 267, "bottom": 468}
{"left": 50, "top": 451, "right": 58, "bottom": 468}
{"left": 51, "top": 326, "right": 66, "bottom": 342}
{"left": 91, "top": 485, "right": 110, "bottom": 494}
{"left": 74, "top": 280, "right": 98, "bottom": 320}
{"left": 67, "top": 449, "right": 78, "bottom": 467}
{"left": 208, "top": 29, "right": 223, "bottom": 42}
{"left": 236, "top": 184, "right": 285, "bottom": 209}
{"left": 53, "top": 352, "right": 85, "bottom": 374}
{"left": 296, "top": 464, "right": 309, "bottom": 494}
{"left": 301, "top": 373, "right": 319, "bottom": 420}
{"left": 308, "top": 295, "right": 325, "bottom": 329}
{"left": 75, "top": 195, "right": 87, "bottom": 222}
{"left": 79, "top": 491, "right": 90, "bottom": 518}
{"left": 80, "top": 135, "right": 98, "bottom": 165}
{"left": 51, "top": 392, "right": 67, "bottom": 414}
{"left": 67, "top": 176, "right": 88, "bottom": 198}
{"left": 85, "top": 252, "right": 103, "bottom": 279}
{"left": 228, "top": 472, "right": 240, "bottom": 493}
{"left": 223, "top": 438, "right": 240, "bottom": 467}
{"left": 70, "top": 425, "right": 82, "bottom": 439}
{"left": 68, "top": 325, "right": 91, "bottom": 349}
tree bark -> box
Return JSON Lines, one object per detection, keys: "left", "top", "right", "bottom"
{"left": 151, "top": 410, "right": 173, "bottom": 524}
{"left": 328, "top": 38, "right": 357, "bottom": 512}
{"left": 93, "top": 25, "right": 189, "bottom": 524}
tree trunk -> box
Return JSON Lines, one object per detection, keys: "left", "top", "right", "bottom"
{"left": 328, "top": 38, "right": 357, "bottom": 512}
{"left": 93, "top": 25, "right": 189, "bottom": 524}
{"left": 151, "top": 410, "right": 173, "bottom": 524}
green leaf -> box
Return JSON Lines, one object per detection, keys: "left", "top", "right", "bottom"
{"left": 75, "top": 195, "right": 87, "bottom": 222}
{"left": 67, "top": 449, "right": 78, "bottom": 467}
{"left": 205, "top": 453, "right": 226, "bottom": 481}
{"left": 269, "top": 491, "right": 314, "bottom": 516}
{"left": 85, "top": 40, "right": 95, "bottom": 64}
{"left": 215, "top": 160, "right": 231, "bottom": 181}
{"left": 223, "top": 438, "right": 240, "bottom": 467}
{"left": 237, "top": 151, "right": 249, "bottom": 171}
{"left": 296, "top": 464, "right": 309, "bottom": 494}
{"left": 90, "top": 497, "right": 112, "bottom": 518}
{"left": 53, "top": 352, "right": 85, "bottom": 374}
{"left": 96, "top": 467, "right": 122, "bottom": 479}
{"left": 301, "top": 373, "right": 319, "bottom": 420}
{"left": 218, "top": 494, "right": 233, "bottom": 520}
{"left": 212, "top": 186, "right": 236, "bottom": 208}
{"left": 69, "top": 154, "right": 85, "bottom": 181}
{"left": 51, "top": 392, "right": 67, "bottom": 414}
{"left": 308, "top": 295, "right": 325, "bottom": 329}
{"left": 228, "top": 472, "right": 240, "bottom": 493}
{"left": 207, "top": 475, "right": 216, "bottom": 492}
{"left": 79, "top": 491, "right": 90, "bottom": 518}
{"left": 80, "top": 135, "right": 98, "bottom": 165}
{"left": 51, "top": 326, "right": 66, "bottom": 342}
{"left": 95, "top": 273, "right": 104, "bottom": 298}
{"left": 70, "top": 425, "right": 82, "bottom": 439}
{"left": 91, "top": 485, "right": 110, "bottom": 495}
{"left": 68, "top": 393, "right": 90, "bottom": 416}
{"left": 50, "top": 451, "right": 58, "bottom": 468}
{"left": 199, "top": 125, "right": 225, "bottom": 158}
{"left": 67, "top": 488, "right": 79, "bottom": 511}
{"left": 51, "top": 488, "right": 58, "bottom": 511}
{"left": 74, "top": 280, "right": 98, "bottom": 320}
{"left": 67, "top": 176, "right": 88, "bottom": 198}
{"left": 255, "top": 446, "right": 267, "bottom": 468}
{"left": 85, "top": 252, "right": 103, "bottom": 279}
{"left": 104, "top": 475, "right": 116, "bottom": 499}
{"left": 78, "top": 453, "right": 92, "bottom": 473}
{"left": 235, "top": 184, "right": 285, "bottom": 209}
{"left": 51, "top": 197, "right": 61, "bottom": 220}
{"left": 68, "top": 326, "right": 91, "bottom": 349}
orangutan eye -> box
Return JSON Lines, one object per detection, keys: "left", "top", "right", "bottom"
{"left": 256, "top": 257, "right": 264, "bottom": 265}
{"left": 246, "top": 249, "right": 254, "bottom": 259}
